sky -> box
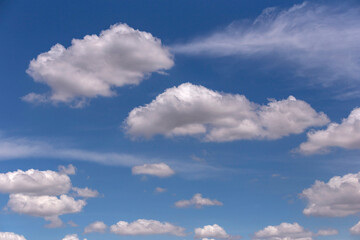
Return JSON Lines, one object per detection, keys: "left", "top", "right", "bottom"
{"left": 1, "top": 0, "right": 360, "bottom": 239}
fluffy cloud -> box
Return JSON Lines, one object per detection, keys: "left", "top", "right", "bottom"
{"left": 298, "top": 108, "right": 360, "bottom": 154}
{"left": 350, "top": 221, "right": 360, "bottom": 235}
{"left": 110, "top": 219, "right": 186, "bottom": 236}
{"left": 301, "top": 172, "right": 360, "bottom": 217}
{"left": 253, "top": 222, "right": 312, "bottom": 240}
{"left": 0, "top": 168, "right": 71, "bottom": 196}
{"left": 72, "top": 187, "right": 99, "bottom": 198}
{"left": 174, "top": 3, "right": 360, "bottom": 92}
{"left": 194, "top": 224, "right": 230, "bottom": 239}
{"left": 125, "top": 83, "right": 328, "bottom": 141}
{"left": 62, "top": 234, "right": 79, "bottom": 240}
{"left": 84, "top": 221, "right": 107, "bottom": 234}
{"left": 0, "top": 232, "right": 26, "bottom": 240}
{"left": 175, "top": 193, "right": 223, "bottom": 208}
{"left": 7, "top": 194, "right": 86, "bottom": 227}
{"left": 58, "top": 164, "right": 76, "bottom": 175}
{"left": 132, "top": 163, "right": 175, "bottom": 177}
{"left": 24, "top": 23, "right": 173, "bottom": 107}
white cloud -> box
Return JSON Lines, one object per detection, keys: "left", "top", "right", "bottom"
{"left": 7, "top": 194, "right": 86, "bottom": 227}
{"left": 62, "top": 234, "right": 79, "bottom": 240}
{"left": 125, "top": 83, "right": 329, "bottom": 141}
{"left": 24, "top": 23, "right": 173, "bottom": 107}
{"left": 301, "top": 172, "right": 360, "bottom": 217}
{"left": 253, "top": 222, "right": 312, "bottom": 240}
{"left": 84, "top": 221, "right": 107, "bottom": 234}
{"left": 194, "top": 224, "right": 230, "bottom": 239}
{"left": 58, "top": 164, "right": 76, "bottom": 175}
{"left": 0, "top": 168, "right": 71, "bottom": 196}
{"left": 72, "top": 187, "right": 99, "bottom": 198}
{"left": 298, "top": 107, "right": 360, "bottom": 154}
{"left": 175, "top": 193, "right": 223, "bottom": 208}
{"left": 0, "top": 232, "right": 26, "bottom": 240}
{"left": 173, "top": 3, "right": 360, "bottom": 91}
{"left": 155, "top": 187, "right": 167, "bottom": 193}
{"left": 110, "top": 219, "right": 186, "bottom": 236}
{"left": 350, "top": 221, "right": 360, "bottom": 235}
{"left": 316, "top": 229, "right": 338, "bottom": 236}
{"left": 132, "top": 163, "right": 175, "bottom": 177}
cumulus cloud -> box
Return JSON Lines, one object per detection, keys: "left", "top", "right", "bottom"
{"left": 316, "top": 229, "right": 338, "bottom": 236}
{"left": 175, "top": 193, "right": 223, "bottom": 208}
{"left": 7, "top": 194, "right": 86, "bottom": 227}
{"left": 72, "top": 187, "right": 99, "bottom": 198}
{"left": 301, "top": 171, "right": 360, "bottom": 217}
{"left": 253, "top": 222, "right": 312, "bottom": 240}
{"left": 0, "top": 168, "right": 71, "bottom": 196}
{"left": 58, "top": 164, "right": 76, "bottom": 175}
{"left": 173, "top": 2, "right": 360, "bottom": 92}
{"left": 0, "top": 232, "right": 26, "bottom": 240}
{"left": 298, "top": 108, "right": 360, "bottom": 154}
{"left": 125, "top": 83, "right": 329, "bottom": 141}
{"left": 62, "top": 234, "right": 79, "bottom": 240}
{"left": 84, "top": 221, "right": 107, "bottom": 234}
{"left": 194, "top": 224, "right": 230, "bottom": 239}
{"left": 110, "top": 219, "right": 186, "bottom": 236}
{"left": 132, "top": 163, "right": 175, "bottom": 177}
{"left": 24, "top": 23, "right": 173, "bottom": 107}
{"left": 350, "top": 221, "right": 360, "bottom": 235}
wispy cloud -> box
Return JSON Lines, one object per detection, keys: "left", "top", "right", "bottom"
{"left": 173, "top": 2, "right": 360, "bottom": 94}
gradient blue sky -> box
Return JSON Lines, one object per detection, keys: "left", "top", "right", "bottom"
{"left": 1, "top": 0, "right": 360, "bottom": 240}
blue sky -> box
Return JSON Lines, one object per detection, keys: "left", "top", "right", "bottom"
{"left": 1, "top": 0, "right": 360, "bottom": 239}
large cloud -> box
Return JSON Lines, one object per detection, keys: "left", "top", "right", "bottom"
{"left": 301, "top": 172, "right": 360, "bottom": 217}
{"left": 131, "top": 163, "right": 175, "bottom": 177}
{"left": 0, "top": 168, "right": 71, "bottom": 196}
{"left": 173, "top": 3, "right": 360, "bottom": 93}
{"left": 194, "top": 224, "right": 230, "bottom": 239}
{"left": 125, "top": 83, "right": 329, "bottom": 141}
{"left": 23, "top": 23, "right": 173, "bottom": 107}
{"left": 253, "top": 222, "right": 312, "bottom": 240}
{"left": 7, "top": 194, "right": 86, "bottom": 227}
{"left": 175, "top": 193, "right": 223, "bottom": 208}
{"left": 0, "top": 232, "right": 26, "bottom": 240}
{"left": 298, "top": 108, "right": 360, "bottom": 154}
{"left": 110, "top": 219, "right": 186, "bottom": 236}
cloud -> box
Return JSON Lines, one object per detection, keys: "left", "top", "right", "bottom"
{"left": 0, "top": 232, "right": 26, "bottom": 240}
{"left": 316, "top": 229, "right": 338, "bottom": 236}
{"left": 298, "top": 107, "right": 360, "bottom": 154}
{"left": 24, "top": 23, "right": 173, "bottom": 107}
{"left": 155, "top": 187, "right": 167, "bottom": 193}
{"left": 72, "top": 187, "right": 99, "bottom": 198}
{"left": 62, "top": 234, "right": 79, "bottom": 240}
{"left": 253, "top": 222, "right": 312, "bottom": 240}
{"left": 125, "top": 83, "right": 329, "bottom": 142}
{"left": 7, "top": 194, "right": 86, "bottom": 227}
{"left": 0, "top": 168, "right": 71, "bottom": 196}
{"left": 58, "top": 164, "right": 76, "bottom": 175}
{"left": 84, "top": 221, "right": 107, "bottom": 234}
{"left": 173, "top": 2, "right": 360, "bottom": 91}
{"left": 175, "top": 193, "right": 223, "bottom": 208}
{"left": 110, "top": 219, "right": 186, "bottom": 236}
{"left": 194, "top": 224, "right": 230, "bottom": 239}
{"left": 301, "top": 171, "right": 360, "bottom": 217}
{"left": 132, "top": 163, "right": 175, "bottom": 177}
{"left": 350, "top": 221, "right": 360, "bottom": 235}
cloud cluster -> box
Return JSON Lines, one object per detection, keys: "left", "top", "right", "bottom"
{"left": 126, "top": 83, "right": 329, "bottom": 141}
{"left": 253, "top": 222, "right": 313, "bottom": 240}
{"left": 174, "top": 2, "right": 360, "bottom": 91}
{"left": 84, "top": 221, "right": 107, "bottom": 234}
{"left": 298, "top": 107, "right": 360, "bottom": 154}
{"left": 301, "top": 171, "right": 360, "bottom": 217}
{"left": 0, "top": 232, "right": 26, "bottom": 240}
{"left": 132, "top": 163, "right": 175, "bottom": 177}
{"left": 110, "top": 219, "right": 186, "bottom": 236}
{"left": 175, "top": 193, "right": 223, "bottom": 208}
{"left": 0, "top": 165, "right": 97, "bottom": 227}
{"left": 24, "top": 23, "right": 173, "bottom": 107}
{"left": 194, "top": 224, "right": 230, "bottom": 239}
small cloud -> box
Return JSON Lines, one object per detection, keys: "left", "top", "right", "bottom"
{"left": 175, "top": 193, "right": 223, "bottom": 208}
{"left": 154, "top": 187, "right": 167, "bottom": 193}
{"left": 132, "top": 163, "right": 175, "bottom": 178}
